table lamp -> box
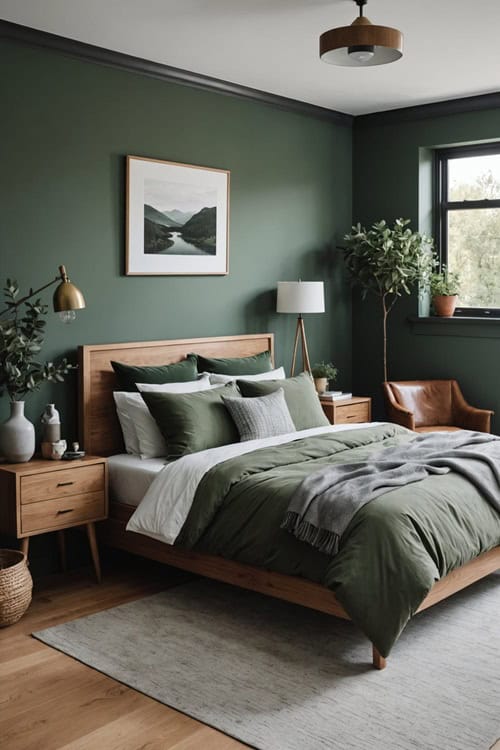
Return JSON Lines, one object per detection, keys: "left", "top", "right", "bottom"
{"left": 277, "top": 281, "right": 325, "bottom": 376}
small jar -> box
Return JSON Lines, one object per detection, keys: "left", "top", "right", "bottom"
{"left": 41, "top": 404, "right": 61, "bottom": 443}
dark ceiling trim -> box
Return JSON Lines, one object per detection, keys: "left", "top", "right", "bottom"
{"left": 3, "top": 19, "right": 499, "bottom": 130}
{"left": 355, "top": 91, "right": 500, "bottom": 128}
{"left": 0, "top": 19, "right": 353, "bottom": 127}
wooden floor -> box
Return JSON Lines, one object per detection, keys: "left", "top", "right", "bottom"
{"left": 0, "top": 558, "right": 248, "bottom": 750}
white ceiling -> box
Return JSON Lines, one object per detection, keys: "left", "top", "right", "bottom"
{"left": 1, "top": 0, "right": 500, "bottom": 116}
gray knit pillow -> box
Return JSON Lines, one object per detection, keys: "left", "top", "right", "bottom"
{"left": 223, "top": 388, "right": 296, "bottom": 441}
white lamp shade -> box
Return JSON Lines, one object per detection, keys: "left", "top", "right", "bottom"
{"left": 276, "top": 281, "right": 325, "bottom": 314}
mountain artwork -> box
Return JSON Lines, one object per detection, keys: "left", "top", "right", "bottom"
{"left": 127, "top": 156, "right": 229, "bottom": 275}
{"left": 144, "top": 179, "right": 217, "bottom": 256}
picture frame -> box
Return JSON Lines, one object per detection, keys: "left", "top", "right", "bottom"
{"left": 126, "top": 156, "right": 230, "bottom": 276}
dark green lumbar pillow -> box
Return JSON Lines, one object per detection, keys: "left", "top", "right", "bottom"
{"left": 111, "top": 355, "right": 198, "bottom": 392}
{"left": 192, "top": 350, "right": 273, "bottom": 375}
{"left": 142, "top": 383, "right": 240, "bottom": 458}
{"left": 237, "top": 372, "right": 329, "bottom": 431}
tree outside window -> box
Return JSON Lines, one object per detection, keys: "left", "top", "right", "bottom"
{"left": 436, "top": 144, "right": 500, "bottom": 316}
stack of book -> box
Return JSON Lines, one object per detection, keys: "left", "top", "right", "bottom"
{"left": 320, "top": 391, "right": 353, "bottom": 401}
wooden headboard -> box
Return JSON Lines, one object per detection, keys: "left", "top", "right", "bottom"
{"left": 78, "top": 333, "right": 274, "bottom": 456}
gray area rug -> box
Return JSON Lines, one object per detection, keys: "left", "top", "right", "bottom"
{"left": 34, "top": 574, "right": 500, "bottom": 750}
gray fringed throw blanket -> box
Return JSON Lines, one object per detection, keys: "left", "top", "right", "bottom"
{"left": 281, "top": 430, "right": 500, "bottom": 555}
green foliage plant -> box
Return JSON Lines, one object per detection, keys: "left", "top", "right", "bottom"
{"left": 429, "top": 265, "right": 461, "bottom": 297}
{"left": 343, "top": 218, "right": 434, "bottom": 382}
{"left": 311, "top": 361, "right": 338, "bottom": 381}
{"left": 0, "top": 279, "right": 74, "bottom": 402}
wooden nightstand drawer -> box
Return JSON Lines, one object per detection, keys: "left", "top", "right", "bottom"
{"left": 20, "top": 463, "right": 104, "bottom": 505}
{"left": 320, "top": 397, "right": 372, "bottom": 426}
{"left": 21, "top": 491, "right": 106, "bottom": 534}
{"left": 334, "top": 402, "right": 371, "bottom": 424}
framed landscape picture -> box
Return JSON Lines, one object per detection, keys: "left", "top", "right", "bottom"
{"left": 126, "top": 156, "right": 230, "bottom": 275}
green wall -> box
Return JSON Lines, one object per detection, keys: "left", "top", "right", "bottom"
{"left": 0, "top": 39, "right": 353, "bottom": 437}
{"left": 352, "top": 109, "right": 500, "bottom": 428}
{"left": 0, "top": 40, "right": 352, "bottom": 572}
{"left": 4, "top": 35, "right": 500, "bottom": 576}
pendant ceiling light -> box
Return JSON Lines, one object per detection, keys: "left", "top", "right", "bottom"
{"left": 320, "top": 0, "right": 403, "bottom": 67}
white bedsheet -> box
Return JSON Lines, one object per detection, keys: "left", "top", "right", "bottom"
{"left": 108, "top": 454, "right": 167, "bottom": 507}
{"left": 127, "top": 422, "right": 381, "bottom": 545}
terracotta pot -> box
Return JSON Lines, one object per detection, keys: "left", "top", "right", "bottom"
{"left": 433, "top": 295, "right": 458, "bottom": 318}
{"left": 314, "top": 377, "right": 328, "bottom": 394}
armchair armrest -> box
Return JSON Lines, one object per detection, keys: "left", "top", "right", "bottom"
{"left": 455, "top": 405, "right": 493, "bottom": 433}
{"left": 451, "top": 381, "right": 494, "bottom": 433}
{"left": 382, "top": 383, "right": 415, "bottom": 431}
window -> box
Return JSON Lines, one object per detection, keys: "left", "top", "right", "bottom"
{"left": 435, "top": 142, "right": 500, "bottom": 317}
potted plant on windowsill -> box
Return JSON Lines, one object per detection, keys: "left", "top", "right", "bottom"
{"left": 311, "top": 362, "right": 338, "bottom": 395}
{"left": 0, "top": 279, "right": 75, "bottom": 463}
{"left": 430, "top": 266, "right": 461, "bottom": 317}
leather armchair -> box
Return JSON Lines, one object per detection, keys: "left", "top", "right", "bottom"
{"left": 383, "top": 380, "right": 493, "bottom": 434}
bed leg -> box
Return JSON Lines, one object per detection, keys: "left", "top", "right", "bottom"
{"left": 372, "top": 645, "right": 387, "bottom": 670}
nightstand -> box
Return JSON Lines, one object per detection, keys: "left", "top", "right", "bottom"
{"left": 0, "top": 456, "right": 108, "bottom": 582}
{"left": 320, "top": 396, "right": 372, "bottom": 426}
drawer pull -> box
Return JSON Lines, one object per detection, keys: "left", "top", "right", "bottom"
{"left": 57, "top": 481, "right": 74, "bottom": 487}
{"left": 57, "top": 508, "right": 74, "bottom": 514}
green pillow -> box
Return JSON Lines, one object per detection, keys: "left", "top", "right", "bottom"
{"left": 111, "top": 355, "right": 198, "bottom": 392}
{"left": 237, "top": 372, "right": 329, "bottom": 431}
{"left": 142, "top": 383, "right": 240, "bottom": 459}
{"left": 192, "top": 350, "right": 273, "bottom": 375}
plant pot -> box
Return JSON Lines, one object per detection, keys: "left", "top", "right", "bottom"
{"left": 0, "top": 401, "right": 35, "bottom": 463}
{"left": 314, "top": 377, "right": 328, "bottom": 394}
{"left": 433, "top": 295, "right": 458, "bottom": 318}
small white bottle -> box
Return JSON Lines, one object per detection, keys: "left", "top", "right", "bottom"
{"left": 41, "top": 404, "right": 61, "bottom": 443}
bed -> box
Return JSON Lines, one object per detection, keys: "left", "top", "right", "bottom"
{"left": 79, "top": 334, "right": 500, "bottom": 670}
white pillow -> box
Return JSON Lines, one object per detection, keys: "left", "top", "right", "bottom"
{"left": 114, "top": 376, "right": 212, "bottom": 459}
{"left": 208, "top": 366, "right": 286, "bottom": 385}
{"left": 136, "top": 374, "right": 211, "bottom": 393}
{"left": 125, "top": 394, "right": 168, "bottom": 459}
{"left": 113, "top": 392, "right": 164, "bottom": 458}
{"left": 113, "top": 392, "right": 142, "bottom": 455}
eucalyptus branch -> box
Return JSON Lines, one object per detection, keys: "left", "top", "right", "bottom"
{"left": 0, "top": 279, "right": 75, "bottom": 402}
{"left": 0, "top": 275, "right": 61, "bottom": 317}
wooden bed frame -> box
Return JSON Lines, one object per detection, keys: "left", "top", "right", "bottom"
{"left": 79, "top": 334, "right": 500, "bottom": 670}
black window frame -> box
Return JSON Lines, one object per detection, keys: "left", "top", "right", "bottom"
{"left": 435, "top": 141, "right": 500, "bottom": 318}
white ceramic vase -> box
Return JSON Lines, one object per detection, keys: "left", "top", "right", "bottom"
{"left": 0, "top": 401, "right": 35, "bottom": 463}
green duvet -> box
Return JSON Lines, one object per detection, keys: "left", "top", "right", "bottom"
{"left": 176, "top": 424, "right": 500, "bottom": 656}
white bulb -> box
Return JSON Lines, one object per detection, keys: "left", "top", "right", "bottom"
{"left": 58, "top": 309, "right": 76, "bottom": 324}
{"left": 349, "top": 49, "right": 375, "bottom": 63}
{"left": 347, "top": 44, "right": 375, "bottom": 64}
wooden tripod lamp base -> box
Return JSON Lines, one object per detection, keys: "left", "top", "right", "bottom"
{"left": 276, "top": 281, "right": 325, "bottom": 377}
{"left": 290, "top": 315, "right": 312, "bottom": 376}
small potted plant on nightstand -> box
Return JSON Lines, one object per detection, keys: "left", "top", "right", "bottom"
{"left": 311, "top": 362, "right": 338, "bottom": 395}
{"left": 430, "top": 266, "right": 461, "bottom": 317}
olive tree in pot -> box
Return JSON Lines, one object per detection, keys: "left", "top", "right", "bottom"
{"left": 0, "top": 280, "right": 74, "bottom": 462}
{"left": 343, "top": 219, "right": 434, "bottom": 382}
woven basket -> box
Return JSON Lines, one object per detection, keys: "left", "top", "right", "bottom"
{"left": 0, "top": 549, "right": 33, "bottom": 627}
